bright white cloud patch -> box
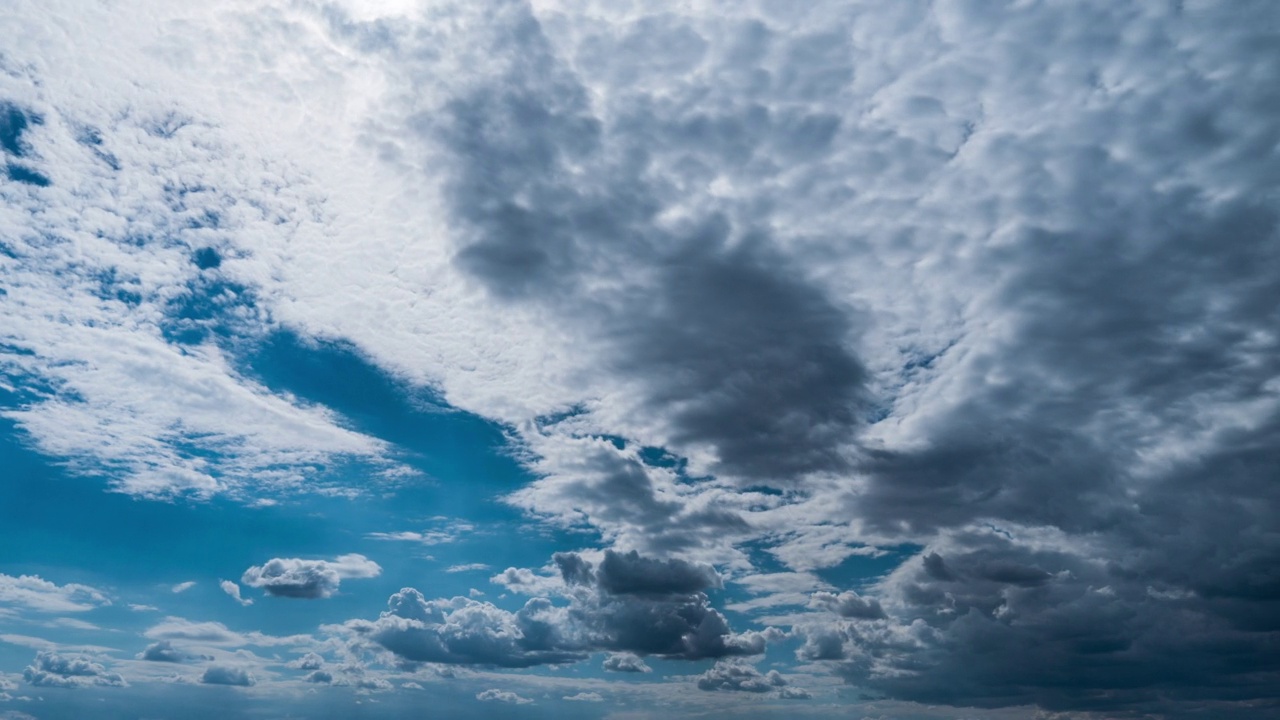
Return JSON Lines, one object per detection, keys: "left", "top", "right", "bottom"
{"left": 0, "top": 574, "right": 109, "bottom": 614}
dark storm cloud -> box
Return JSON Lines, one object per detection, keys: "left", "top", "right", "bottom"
{"left": 595, "top": 550, "right": 719, "bottom": 596}
{"left": 420, "top": 0, "right": 866, "bottom": 484}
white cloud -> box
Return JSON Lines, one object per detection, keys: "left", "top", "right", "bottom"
{"left": 170, "top": 582, "right": 196, "bottom": 594}
{"left": 219, "top": 581, "right": 252, "bottom": 607}
{"left": 240, "top": 554, "right": 381, "bottom": 599}
{"left": 0, "top": 574, "right": 109, "bottom": 614}
{"left": 475, "top": 688, "right": 532, "bottom": 704}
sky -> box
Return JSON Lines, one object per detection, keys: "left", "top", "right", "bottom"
{"left": 0, "top": 0, "right": 1277, "bottom": 718}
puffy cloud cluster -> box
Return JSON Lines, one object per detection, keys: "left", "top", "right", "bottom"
{"left": 476, "top": 688, "right": 532, "bottom": 704}
{"left": 22, "top": 652, "right": 125, "bottom": 688}
{"left": 343, "top": 549, "right": 767, "bottom": 668}
{"left": 695, "top": 660, "right": 785, "bottom": 693}
{"left": 241, "top": 554, "right": 381, "bottom": 599}
{"left": 200, "top": 665, "right": 254, "bottom": 687}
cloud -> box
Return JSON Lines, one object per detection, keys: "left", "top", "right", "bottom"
{"left": 602, "top": 652, "right": 650, "bottom": 673}
{"left": 695, "top": 660, "right": 786, "bottom": 693}
{"left": 445, "top": 564, "right": 490, "bottom": 574}
{"left": 200, "top": 665, "right": 254, "bottom": 687}
{"left": 563, "top": 692, "right": 603, "bottom": 702}
{"left": 219, "top": 580, "right": 252, "bottom": 606}
{"left": 0, "top": 574, "right": 109, "bottom": 614}
{"left": 137, "top": 641, "right": 194, "bottom": 663}
{"left": 22, "top": 652, "right": 125, "bottom": 688}
{"left": 171, "top": 582, "right": 197, "bottom": 594}
{"left": 475, "top": 689, "right": 532, "bottom": 704}
{"left": 344, "top": 549, "right": 768, "bottom": 669}
{"left": 240, "top": 554, "right": 381, "bottom": 599}
{"left": 144, "top": 618, "right": 243, "bottom": 645}
{"left": 808, "top": 591, "right": 885, "bottom": 620}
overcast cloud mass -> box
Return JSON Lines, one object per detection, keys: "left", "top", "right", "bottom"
{"left": 0, "top": 0, "right": 1277, "bottom": 718}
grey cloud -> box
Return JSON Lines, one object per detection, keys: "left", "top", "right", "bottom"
{"left": 350, "top": 549, "right": 767, "bottom": 668}
{"left": 137, "top": 641, "right": 194, "bottom": 663}
{"left": 333, "top": 0, "right": 1280, "bottom": 716}
{"left": 411, "top": 0, "right": 867, "bottom": 486}
{"left": 200, "top": 664, "right": 254, "bottom": 687}
{"left": 23, "top": 652, "right": 125, "bottom": 688}
{"left": 241, "top": 554, "right": 380, "bottom": 599}
{"left": 596, "top": 550, "right": 719, "bottom": 596}
{"left": 696, "top": 660, "right": 786, "bottom": 693}
{"left": 601, "top": 652, "right": 650, "bottom": 673}
{"left": 809, "top": 591, "right": 885, "bottom": 620}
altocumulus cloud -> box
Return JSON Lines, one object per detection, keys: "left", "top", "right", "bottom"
{"left": 0, "top": 0, "right": 1277, "bottom": 718}
{"left": 241, "top": 554, "right": 381, "bottom": 599}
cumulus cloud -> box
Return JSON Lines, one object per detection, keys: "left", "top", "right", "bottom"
{"left": 171, "top": 582, "right": 196, "bottom": 594}
{"left": 602, "top": 652, "right": 650, "bottom": 673}
{"left": 476, "top": 689, "right": 532, "bottom": 704}
{"left": 695, "top": 660, "right": 786, "bottom": 693}
{"left": 0, "top": 574, "right": 109, "bottom": 614}
{"left": 22, "top": 652, "right": 125, "bottom": 688}
{"left": 137, "top": 641, "right": 194, "bottom": 663}
{"left": 241, "top": 554, "right": 381, "bottom": 599}
{"left": 1, "top": 0, "right": 1278, "bottom": 717}
{"left": 200, "top": 665, "right": 254, "bottom": 687}
{"left": 563, "top": 692, "right": 603, "bottom": 702}
{"left": 343, "top": 549, "right": 768, "bottom": 669}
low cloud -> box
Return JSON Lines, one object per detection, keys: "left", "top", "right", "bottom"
{"left": 0, "top": 574, "right": 109, "bottom": 614}
{"left": 476, "top": 689, "right": 532, "bottom": 704}
{"left": 241, "top": 554, "right": 381, "bottom": 599}
{"left": 200, "top": 665, "right": 254, "bottom": 687}
{"left": 696, "top": 660, "right": 786, "bottom": 693}
{"left": 23, "top": 652, "right": 125, "bottom": 688}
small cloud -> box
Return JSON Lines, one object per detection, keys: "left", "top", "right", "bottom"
{"left": 476, "top": 688, "right": 532, "bottom": 704}
{"left": 241, "top": 554, "right": 380, "bottom": 600}
{"left": 468, "top": 588, "right": 485, "bottom": 598}
{"left": 128, "top": 604, "right": 159, "bottom": 613}
{"left": 563, "top": 692, "right": 603, "bottom": 702}
{"left": 778, "top": 686, "right": 812, "bottom": 699}
{"left": 446, "top": 564, "right": 490, "bottom": 574}
{"left": 219, "top": 580, "right": 253, "bottom": 606}
{"left": 200, "top": 665, "right": 254, "bottom": 687}
{"left": 171, "top": 582, "right": 197, "bottom": 594}
{"left": 137, "top": 641, "right": 191, "bottom": 663}
{"left": 696, "top": 660, "right": 786, "bottom": 693}
{"left": 602, "top": 652, "right": 651, "bottom": 673}
{"left": 401, "top": 681, "right": 424, "bottom": 690}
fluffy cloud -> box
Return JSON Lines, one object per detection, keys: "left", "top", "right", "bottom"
{"left": 344, "top": 549, "right": 767, "bottom": 668}
{"left": 563, "top": 692, "right": 603, "bottom": 702}
{"left": 137, "top": 641, "right": 193, "bottom": 663}
{"left": 601, "top": 652, "right": 650, "bottom": 673}
{"left": 241, "top": 554, "right": 381, "bottom": 599}
{"left": 22, "top": 652, "right": 125, "bottom": 688}
{"left": 476, "top": 689, "right": 532, "bottom": 705}
{"left": 695, "top": 660, "right": 786, "bottom": 693}
{"left": 219, "top": 580, "right": 252, "bottom": 606}
{"left": 200, "top": 665, "right": 254, "bottom": 687}
{"left": 0, "top": 574, "right": 109, "bottom": 614}
{"left": 1, "top": 0, "right": 1277, "bottom": 716}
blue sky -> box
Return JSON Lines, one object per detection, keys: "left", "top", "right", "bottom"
{"left": 2, "top": 1, "right": 1279, "bottom": 719}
